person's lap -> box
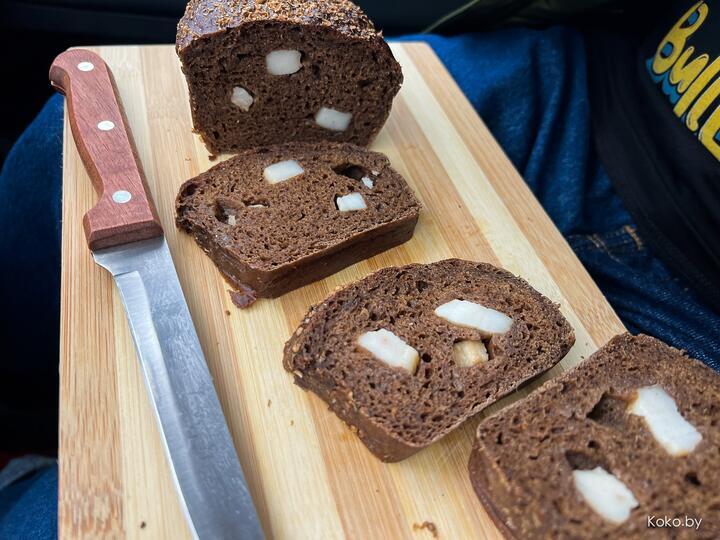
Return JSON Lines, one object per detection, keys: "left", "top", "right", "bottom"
{"left": 0, "top": 456, "right": 57, "bottom": 540}
{"left": 407, "top": 30, "right": 720, "bottom": 368}
{"left": 0, "top": 94, "right": 63, "bottom": 458}
{"left": 2, "top": 27, "right": 718, "bottom": 537}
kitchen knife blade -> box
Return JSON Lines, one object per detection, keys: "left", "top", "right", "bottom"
{"left": 50, "top": 49, "right": 264, "bottom": 540}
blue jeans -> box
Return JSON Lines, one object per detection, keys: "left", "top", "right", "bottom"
{"left": 406, "top": 30, "right": 720, "bottom": 370}
{"left": 0, "top": 457, "right": 57, "bottom": 539}
{"left": 1, "top": 28, "right": 718, "bottom": 538}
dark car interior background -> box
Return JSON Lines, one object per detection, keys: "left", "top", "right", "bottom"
{"left": 0, "top": 0, "right": 627, "bottom": 165}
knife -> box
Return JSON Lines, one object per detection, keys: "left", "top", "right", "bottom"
{"left": 50, "top": 49, "right": 264, "bottom": 540}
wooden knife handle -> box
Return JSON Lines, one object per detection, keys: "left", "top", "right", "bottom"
{"left": 50, "top": 49, "right": 163, "bottom": 250}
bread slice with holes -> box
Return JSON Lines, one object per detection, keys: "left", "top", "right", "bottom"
{"left": 283, "top": 259, "right": 575, "bottom": 462}
{"left": 176, "top": 0, "right": 402, "bottom": 154}
{"left": 176, "top": 141, "right": 419, "bottom": 307}
{"left": 469, "top": 333, "right": 720, "bottom": 540}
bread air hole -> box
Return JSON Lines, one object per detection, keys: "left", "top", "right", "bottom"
{"left": 565, "top": 450, "right": 607, "bottom": 471}
{"left": 587, "top": 392, "right": 627, "bottom": 428}
{"left": 332, "top": 163, "right": 368, "bottom": 181}
{"left": 213, "top": 200, "right": 239, "bottom": 225}
{"left": 242, "top": 199, "right": 269, "bottom": 208}
{"left": 214, "top": 197, "right": 268, "bottom": 224}
{"left": 685, "top": 472, "right": 701, "bottom": 486}
{"left": 181, "top": 182, "right": 197, "bottom": 197}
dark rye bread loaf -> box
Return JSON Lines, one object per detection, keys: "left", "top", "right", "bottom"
{"left": 176, "top": 0, "right": 402, "bottom": 154}
{"left": 283, "top": 259, "right": 575, "bottom": 462}
{"left": 469, "top": 333, "right": 720, "bottom": 540}
{"left": 176, "top": 141, "right": 420, "bottom": 306}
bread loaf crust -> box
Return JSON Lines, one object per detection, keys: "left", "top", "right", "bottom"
{"left": 177, "top": 0, "right": 379, "bottom": 52}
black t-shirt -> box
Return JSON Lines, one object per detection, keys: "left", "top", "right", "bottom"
{"left": 587, "top": 1, "right": 720, "bottom": 311}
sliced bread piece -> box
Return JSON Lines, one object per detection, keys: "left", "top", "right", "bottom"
{"left": 176, "top": 0, "right": 403, "bottom": 154}
{"left": 469, "top": 333, "right": 720, "bottom": 540}
{"left": 283, "top": 259, "right": 575, "bottom": 462}
{"left": 176, "top": 142, "right": 420, "bottom": 306}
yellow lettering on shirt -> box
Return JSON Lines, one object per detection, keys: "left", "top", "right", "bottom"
{"left": 652, "top": 1, "right": 708, "bottom": 75}
{"left": 648, "top": 1, "right": 720, "bottom": 161}
{"left": 674, "top": 57, "right": 720, "bottom": 116}
{"left": 687, "top": 78, "right": 720, "bottom": 131}
{"left": 669, "top": 48, "right": 708, "bottom": 93}
{"left": 699, "top": 105, "right": 720, "bottom": 160}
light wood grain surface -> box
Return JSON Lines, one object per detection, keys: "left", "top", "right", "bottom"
{"left": 59, "top": 43, "right": 625, "bottom": 539}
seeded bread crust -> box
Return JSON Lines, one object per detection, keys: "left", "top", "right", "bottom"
{"left": 176, "top": 0, "right": 402, "bottom": 154}
{"left": 177, "top": 0, "right": 378, "bottom": 51}
{"left": 284, "top": 259, "right": 575, "bottom": 462}
{"left": 176, "top": 141, "right": 420, "bottom": 305}
{"left": 469, "top": 333, "right": 720, "bottom": 540}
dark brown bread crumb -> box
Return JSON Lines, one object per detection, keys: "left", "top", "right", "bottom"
{"left": 176, "top": 0, "right": 402, "bottom": 153}
{"left": 469, "top": 333, "right": 720, "bottom": 540}
{"left": 413, "top": 521, "right": 438, "bottom": 538}
{"left": 176, "top": 142, "right": 420, "bottom": 303}
{"left": 284, "top": 259, "right": 575, "bottom": 461}
{"left": 229, "top": 287, "right": 257, "bottom": 308}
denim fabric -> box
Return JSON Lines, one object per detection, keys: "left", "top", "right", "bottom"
{"left": 0, "top": 94, "right": 63, "bottom": 376}
{"left": 399, "top": 31, "right": 720, "bottom": 367}
{"left": 568, "top": 227, "right": 720, "bottom": 371}
{"left": 398, "top": 30, "right": 634, "bottom": 236}
{"left": 0, "top": 456, "right": 56, "bottom": 492}
{"left": 0, "top": 461, "right": 57, "bottom": 540}
{"left": 1, "top": 28, "right": 719, "bottom": 538}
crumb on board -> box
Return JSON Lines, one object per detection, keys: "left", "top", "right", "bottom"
{"left": 229, "top": 287, "right": 257, "bottom": 309}
{"left": 140, "top": 521, "right": 146, "bottom": 529}
{"left": 267, "top": 399, "right": 272, "bottom": 407}
{"left": 413, "top": 521, "right": 438, "bottom": 538}
{"left": 290, "top": 420, "right": 294, "bottom": 426}
{"left": 225, "top": 310, "right": 231, "bottom": 316}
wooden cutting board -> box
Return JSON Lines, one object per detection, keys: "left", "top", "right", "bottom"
{"left": 59, "top": 43, "right": 625, "bottom": 539}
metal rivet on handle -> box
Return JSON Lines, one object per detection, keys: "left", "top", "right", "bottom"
{"left": 97, "top": 120, "right": 115, "bottom": 131}
{"left": 112, "top": 190, "right": 132, "bottom": 204}
{"left": 77, "top": 61, "right": 94, "bottom": 72}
